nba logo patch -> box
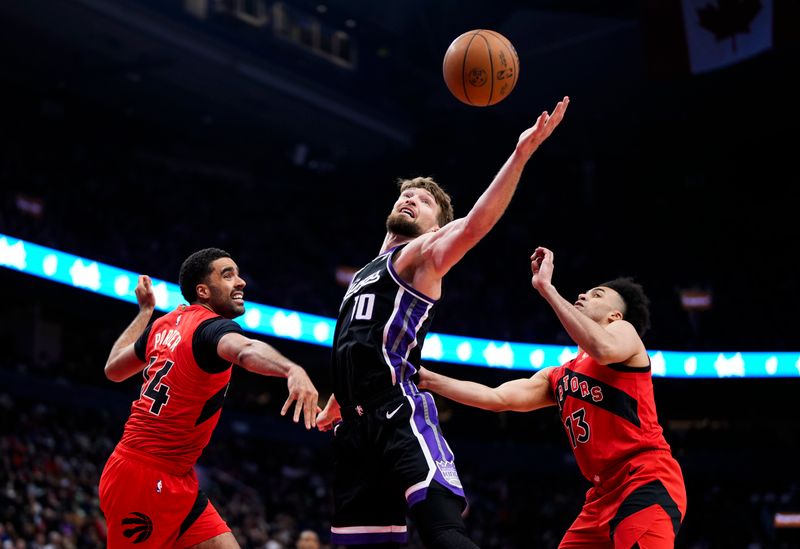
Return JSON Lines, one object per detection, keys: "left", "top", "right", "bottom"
{"left": 435, "top": 460, "right": 463, "bottom": 488}
{"left": 156, "top": 480, "right": 162, "bottom": 494}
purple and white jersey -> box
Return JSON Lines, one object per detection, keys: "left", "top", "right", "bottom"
{"left": 331, "top": 245, "right": 437, "bottom": 407}
{"left": 329, "top": 245, "right": 466, "bottom": 534}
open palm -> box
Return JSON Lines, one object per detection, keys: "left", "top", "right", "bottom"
{"left": 517, "top": 96, "right": 569, "bottom": 157}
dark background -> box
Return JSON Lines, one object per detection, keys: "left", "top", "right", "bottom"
{"left": 1, "top": 1, "right": 798, "bottom": 548}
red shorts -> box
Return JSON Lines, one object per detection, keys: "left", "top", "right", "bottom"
{"left": 99, "top": 445, "right": 230, "bottom": 548}
{"left": 559, "top": 450, "right": 687, "bottom": 549}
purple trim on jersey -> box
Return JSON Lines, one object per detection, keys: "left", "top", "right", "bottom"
{"left": 330, "top": 532, "right": 408, "bottom": 545}
{"left": 408, "top": 392, "right": 466, "bottom": 501}
{"left": 386, "top": 253, "right": 437, "bottom": 304}
{"left": 384, "top": 291, "right": 431, "bottom": 383}
{"left": 407, "top": 487, "right": 428, "bottom": 507}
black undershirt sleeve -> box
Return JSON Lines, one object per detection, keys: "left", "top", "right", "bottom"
{"left": 192, "top": 318, "right": 244, "bottom": 373}
{"left": 133, "top": 324, "right": 153, "bottom": 362}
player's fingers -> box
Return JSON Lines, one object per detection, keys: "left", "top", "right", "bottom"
{"left": 545, "top": 101, "right": 567, "bottom": 133}
{"left": 311, "top": 397, "right": 319, "bottom": 428}
{"left": 281, "top": 394, "right": 295, "bottom": 417}
{"left": 300, "top": 394, "right": 311, "bottom": 428}
{"left": 531, "top": 111, "right": 547, "bottom": 131}
{"left": 552, "top": 97, "right": 568, "bottom": 116}
{"left": 305, "top": 400, "right": 315, "bottom": 429}
{"left": 293, "top": 398, "right": 303, "bottom": 423}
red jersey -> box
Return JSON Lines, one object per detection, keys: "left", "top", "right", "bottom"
{"left": 548, "top": 351, "right": 672, "bottom": 485}
{"left": 118, "top": 304, "right": 241, "bottom": 475}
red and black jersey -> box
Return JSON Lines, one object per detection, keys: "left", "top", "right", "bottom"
{"left": 547, "top": 351, "right": 672, "bottom": 485}
{"left": 117, "top": 304, "right": 242, "bottom": 474}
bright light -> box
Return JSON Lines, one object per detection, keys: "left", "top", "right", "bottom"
{"left": 421, "top": 335, "right": 443, "bottom": 360}
{"left": 456, "top": 342, "right": 472, "bottom": 362}
{"left": 528, "top": 349, "right": 544, "bottom": 368}
{"left": 684, "top": 357, "right": 697, "bottom": 376}
{"left": 313, "top": 321, "right": 330, "bottom": 343}
{"left": 114, "top": 275, "right": 130, "bottom": 297}
{"left": 43, "top": 254, "right": 58, "bottom": 276}
{"left": 2, "top": 233, "right": 798, "bottom": 378}
{"left": 244, "top": 307, "right": 262, "bottom": 329}
{"left": 0, "top": 237, "right": 27, "bottom": 270}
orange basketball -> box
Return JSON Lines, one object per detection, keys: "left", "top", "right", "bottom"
{"left": 442, "top": 29, "right": 519, "bottom": 107}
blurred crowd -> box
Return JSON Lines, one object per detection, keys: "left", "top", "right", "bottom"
{"left": 1, "top": 367, "right": 798, "bottom": 549}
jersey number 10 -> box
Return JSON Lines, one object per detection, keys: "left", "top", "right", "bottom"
{"left": 352, "top": 293, "right": 375, "bottom": 321}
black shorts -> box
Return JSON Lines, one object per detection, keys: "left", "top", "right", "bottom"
{"left": 330, "top": 390, "right": 466, "bottom": 545}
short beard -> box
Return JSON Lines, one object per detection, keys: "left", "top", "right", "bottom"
{"left": 386, "top": 213, "right": 422, "bottom": 238}
{"left": 208, "top": 285, "right": 245, "bottom": 319}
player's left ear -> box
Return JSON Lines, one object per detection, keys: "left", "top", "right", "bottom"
{"left": 196, "top": 283, "right": 210, "bottom": 301}
{"left": 608, "top": 309, "right": 623, "bottom": 322}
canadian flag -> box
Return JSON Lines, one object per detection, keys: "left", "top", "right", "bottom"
{"left": 646, "top": 0, "right": 798, "bottom": 76}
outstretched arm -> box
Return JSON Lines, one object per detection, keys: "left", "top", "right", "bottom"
{"left": 418, "top": 97, "right": 569, "bottom": 277}
{"left": 217, "top": 333, "right": 319, "bottom": 429}
{"left": 531, "top": 247, "right": 643, "bottom": 364}
{"left": 105, "top": 275, "right": 156, "bottom": 382}
{"left": 418, "top": 366, "right": 555, "bottom": 412}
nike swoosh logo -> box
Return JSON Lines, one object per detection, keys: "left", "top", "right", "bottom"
{"left": 386, "top": 403, "right": 404, "bottom": 419}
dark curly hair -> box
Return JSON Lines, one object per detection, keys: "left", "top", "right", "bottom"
{"left": 179, "top": 248, "right": 231, "bottom": 303}
{"left": 599, "top": 277, "right": 651, "bottom": 337}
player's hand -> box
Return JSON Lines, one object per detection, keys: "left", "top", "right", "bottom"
{"left": 416, "top": 366, "right": 435, "bottom": 391}
{"left": 282, "top": 366, "right": 319, "bottom": 429}
{"left": 516, "top": 96, "right": 569, "bottom": 158}
{"left": 531, "top": 247, "right": 555, "bottom": 293}
{"left": 316, "top": 396, "right": 341, "bottom": 432}
{"left": 135, "top": 275, "right": 157, "bottom": 312}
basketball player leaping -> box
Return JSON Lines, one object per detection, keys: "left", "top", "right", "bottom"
{"left": 419, "top": 247, "right": 687, "bottom": 548}
{"left": 316, "top": 97, "right": 569, "bottom": 548}
{"left": 100, "top": 248, "right": 319, "bottom": 548}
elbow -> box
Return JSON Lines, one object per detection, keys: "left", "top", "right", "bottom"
{"left": 104, "top": 362, "right": 125, "bottom": 382}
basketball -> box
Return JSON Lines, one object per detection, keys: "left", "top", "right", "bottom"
{"left": 442, "top": 29, "right": 519, "bottom": 107}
